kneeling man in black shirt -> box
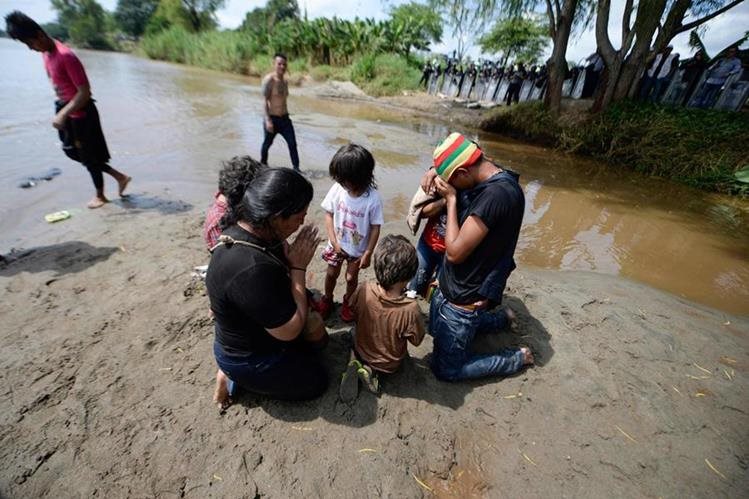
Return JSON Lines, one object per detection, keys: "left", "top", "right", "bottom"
{"left": 422, "top": 132, "right": 534, "bottom": 381}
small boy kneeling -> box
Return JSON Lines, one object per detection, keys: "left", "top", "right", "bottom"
{"left": 339, "top": 235, "right": 426, "bottom": 402}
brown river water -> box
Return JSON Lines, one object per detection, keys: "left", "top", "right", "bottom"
{"left": 1, "top": 39, "right": 747, "bottom": 316}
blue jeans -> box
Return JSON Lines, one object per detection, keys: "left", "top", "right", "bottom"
{"left": 639, "top": 75, "right": 655, "bottom": 100}
{"left": 650, "top": 77, "right": 670, "bottom": 102}
{"left": 429, "top": 289, "right": 524, "bottom": 381}
{"left": 214, "top": 340, "right": 327, "bottom": 401}
{"left": 407, "top": 237, "right": 443, "bottom": 295}
{"left": 694, "top": 82, "right": 722, "bottom": 108}
{"left": 260, "top": 114, "right": 300, "bottom": 170}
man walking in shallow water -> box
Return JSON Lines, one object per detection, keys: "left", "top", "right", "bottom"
{"left": 260, "top": 53, "right": 301, "bottom": 171}
{"left": 4, "top": 11, "right": 131, "bottom": 209}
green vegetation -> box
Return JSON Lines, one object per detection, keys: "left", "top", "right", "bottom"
{"left": 145, "top": 0, "right": 224, "bottom": 35}
{"left": 140, "top": 26, "right": 423, "bottom": 94}
{"left": 39, "top": 1, "right": 745, "bottom": 115}
{"left": 137, "top": 0, "right": 439, "bottom": 95}
{"left": 140, "top": 27, "right": 257, "bottom": 73}
{"left": 41, "top": 22, "right": 69, "bottom": 41}
{"left": 51, "top": 0, "right": 114, "bottom": 49}
{"left": 351, "top": 54, "right": 422, "bottom": 96}
{"left": 479, "top": 16, "right": 549, "bottom": 65}
{"left": 309, "top": 64, "right": 352, "bottom": 82}
{"left": 115, "top": 0, "right": 159, "bottom": 37}
{"left": 481, "top": 101, "right": 749, "bottom": 194}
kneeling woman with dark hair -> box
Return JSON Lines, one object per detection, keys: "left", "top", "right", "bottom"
{"left": 207, "top": 167, "right": 327, "bottom": 406}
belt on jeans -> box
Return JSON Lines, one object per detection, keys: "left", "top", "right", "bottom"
{"left": 448, "top": 299, "right": 489, "bottom": 312}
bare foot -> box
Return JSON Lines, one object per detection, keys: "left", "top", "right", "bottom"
{"left": 87, "top": 196, "right": 108, "bottom": 209}
{"left": 117, "top": 175, "right": 133, "bottom": 197}
{"left": 118, "top": 176, "right": 132, "bottom": 197}
{"left": 520, "top": 347, "right": 534, "bottom": 366}
{"left": 213, "top": 369, "right": 232, "bottom": 411}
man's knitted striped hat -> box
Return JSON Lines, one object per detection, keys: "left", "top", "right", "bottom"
{"left": 433, "top": 132, "right": 483, "bottom": 180}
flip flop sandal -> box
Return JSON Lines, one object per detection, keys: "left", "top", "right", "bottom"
{"left": 357, "top": 365, "right": 380, "bottom": 395}
{"left": 339, "top": 359, "right": 361, "bottom": 402}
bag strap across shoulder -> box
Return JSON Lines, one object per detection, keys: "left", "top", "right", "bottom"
{"left": 210, "top": 234, "right": 288, "bottom": 273}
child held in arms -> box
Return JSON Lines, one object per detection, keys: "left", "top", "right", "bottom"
{"left": 203, "top": 156, "right": 265, "bottom": 251}
{"left": 312, "top": 144, "right": 383, "bottom": 322}
{"left": 339, "top": 235, "right": 427, "bottom": 402}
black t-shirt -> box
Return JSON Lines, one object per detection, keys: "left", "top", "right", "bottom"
{"left": 440, "top": 170, "right": 524, "bottom": 305}
{"left": 206, "top": 225, "right": 296, "bottom": 355}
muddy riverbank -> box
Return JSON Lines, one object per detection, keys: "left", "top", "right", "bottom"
{"left": 1, "top": 42, "right": 747, "bottom": 497}
{"left": 1, "top": 204, "right": 747, "bottom": 497}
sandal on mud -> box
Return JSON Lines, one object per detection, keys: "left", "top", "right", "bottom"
{"left": 357, "top": 364, "right": 380, "bottom": 395}
{"left": 339, "top": 359, "right": 361, "bottom": 402}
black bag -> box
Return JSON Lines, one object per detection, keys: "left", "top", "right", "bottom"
{"left": 55, "top": 101, "right": 81, "bottom": 162}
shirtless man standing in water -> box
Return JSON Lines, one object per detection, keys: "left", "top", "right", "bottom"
{"left": 260, "top": 53, "right": 301, "bottom": 171}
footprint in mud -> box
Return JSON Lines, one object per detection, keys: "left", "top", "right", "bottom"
{"left": 17, "top": 167, "right": 63, "bottom": 188}
{"left": 111, "top": 194, "right": 193, "bottom": 214}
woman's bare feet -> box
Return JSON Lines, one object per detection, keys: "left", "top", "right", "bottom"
{"left": 118, "top": 176, "right": 132, "bottom": 197}
{"left": 520, "top": 347, "right": 534, "bottom": 366}
{"left": 213, "top": 369, "right": 232, "bottom": 411}
{"left": 87, "top": 196, "right": 108, "bottom": 209}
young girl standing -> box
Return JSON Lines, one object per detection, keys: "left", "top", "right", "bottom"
{"left": 314, "top": 144, "right": 384, "bottom": 321}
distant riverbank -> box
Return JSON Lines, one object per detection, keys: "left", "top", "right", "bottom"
{"left": 312, "top": 84, "right": 749, "bottom": 196}
{"left": 134, "top": 28, "right": 748, "bottom": 196}
{"left": 479, "top": 101, "right": 749, "bottom": 195}
{"left": 139, "top": 27, "right": 421, "bottom": 97}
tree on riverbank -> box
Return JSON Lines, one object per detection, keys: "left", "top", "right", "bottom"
{"left": 115, "top": 0, "right": 159, "bottom": 37}
{"left": 146, "top": 0, "right": 225, "bottom": 34}
{"left": 439, "top": 0, "right": 593, "bottom": 114}
{"left": 594, "top": 0, "right": 745, "bottom": 111}
{"left": 430, "top": 0, "right": 490, "bottom": 60}
{"left": 390, "top": 1, "right": 444, "bottom": 53}
{"left": 141, "top": 1, "right": 440, "bottom": 95}
{"left": 479, "top": 16, "right": 549, "bottom": 65}
{"left": 257, "top": 10, "right": 442, "bottom": 65}
{"left": 240, "top": 0, "right": 299, "bottom": 40}
{"left": 51, "top": 0, "right": 113, "bottom": 49}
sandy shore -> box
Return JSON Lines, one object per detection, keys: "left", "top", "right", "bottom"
{"left": 300, "top": 80, "right": 493, "bottom": 130}
{"left": 1, "top": 193, "right": 747, "bottom": 497}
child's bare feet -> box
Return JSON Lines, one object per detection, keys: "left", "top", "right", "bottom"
{"left": 118, "top": 176, "right": 132, "bottom": 197}
{"left": 213, "top": 369, "right": 232, "bottom": 411}
{"left": 87, "top": 196, "right": 108, "bottom": 209}
{"left": 520, "top": 347, "right": 534, "bottom": 366}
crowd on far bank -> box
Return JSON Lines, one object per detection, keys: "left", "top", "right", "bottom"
{"left": 420, "top": 44, "right": 748, "bottom": 111}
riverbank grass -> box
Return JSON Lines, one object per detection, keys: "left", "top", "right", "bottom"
{"left": 140, "top": 28, "right": 258, "bottom": 74}
{"left": 481, "top": 101, "right": 749, "bottom": 194}
{"left": 140, "top": 27, "right": 419, "bottom": 95}
{"left": 351, "top": 54, "right": 422, "bottom": 97}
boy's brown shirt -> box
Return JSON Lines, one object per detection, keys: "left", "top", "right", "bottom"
{"left": 350, "top": 282, "right": 426, "bottom": 373}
